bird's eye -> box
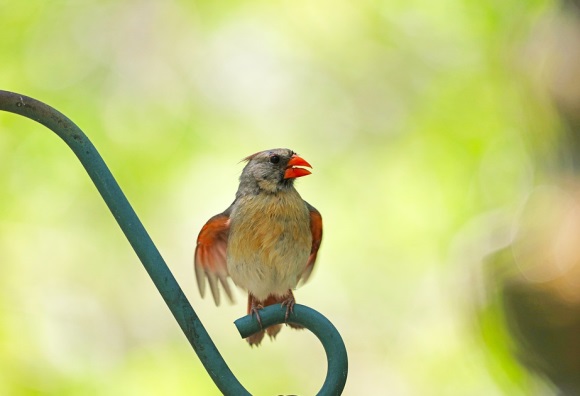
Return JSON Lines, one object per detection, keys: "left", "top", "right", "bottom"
{"left": 269, "top": 155, "right": 280, "bottom": 164}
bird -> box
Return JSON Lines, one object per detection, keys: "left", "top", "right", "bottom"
{"left": 194, "top": 148, "right": 322, "bottom": 346}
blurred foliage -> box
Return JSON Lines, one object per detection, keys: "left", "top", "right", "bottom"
{"left": 0, "top": 0, "right": 569, "bottom": 394}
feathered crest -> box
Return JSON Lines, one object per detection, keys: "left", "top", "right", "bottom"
{"left": 240, "top": 148, "right": 294, "bottom": 164}
{"left": 241, "top": 151, "right": 261, "bottom": 163}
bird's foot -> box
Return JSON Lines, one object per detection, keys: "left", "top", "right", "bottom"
{"left": 247, "top": 298, "right": 266, "bottom": 346}
{"left": 249, "top": 303, "right": 264, "bottom": 329}
{"left": 280, "top": 293, "right": 296, "bottom": 322}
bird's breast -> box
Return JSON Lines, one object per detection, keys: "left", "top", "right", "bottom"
{"left": 227, "top": 191, "right": 312, "bottom": 298}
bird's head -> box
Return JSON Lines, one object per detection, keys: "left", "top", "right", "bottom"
{"left": 238, "top": 148, "right": 312, "bottom": 194}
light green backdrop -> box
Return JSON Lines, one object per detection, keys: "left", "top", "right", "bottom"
{"left": 0, "top": 1, "right": 560, "bottom": 394}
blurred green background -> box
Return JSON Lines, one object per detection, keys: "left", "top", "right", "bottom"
{"left": 0, "top": 0, "right": 574, "bottom": 394}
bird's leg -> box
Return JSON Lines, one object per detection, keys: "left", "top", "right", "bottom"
{"left": 247, "top": 293, "right": 264, "bottom": 329}
{"left": 246, "top": 294, "right": 267, "bottom": 346}
{"left": 280, "top": 289, "right": 296, "bottom": 322}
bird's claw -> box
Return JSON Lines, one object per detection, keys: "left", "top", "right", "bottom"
{"left": 249, "top": 303, "right": 264, "bottom": 329}
{"left": 281, "top": 296, "right": 296, "bottom": 322}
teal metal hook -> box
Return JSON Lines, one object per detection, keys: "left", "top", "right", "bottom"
{"left": 0, "top": 90, "right": 348, "bottom": 395}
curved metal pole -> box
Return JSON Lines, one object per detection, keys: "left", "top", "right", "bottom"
{"left": 235, "top": 304, "right": 348, "bottom": 395}
{"left": 0, "top": 91, "right": 348, "bottom": 395}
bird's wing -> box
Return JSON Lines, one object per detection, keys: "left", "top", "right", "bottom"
{"left": 299, "top": 202, "right": 323, "bottom": 284}
{"left": 194, "top": 207, "right": 235, "bottom": 305}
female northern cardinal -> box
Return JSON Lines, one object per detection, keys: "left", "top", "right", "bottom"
{"left": 194, "top": 148, "right": 322, "bottom": 346}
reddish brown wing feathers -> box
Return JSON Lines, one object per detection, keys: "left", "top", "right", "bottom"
{"left": 299, "top": 202, "right": 323, "bottom": 284}
{"left": 194, "top": 210, "right": 235, "bottom": 305}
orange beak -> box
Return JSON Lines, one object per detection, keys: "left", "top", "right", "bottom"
{"left": 284, "top": 154, "right": 312, "bottom": 179}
